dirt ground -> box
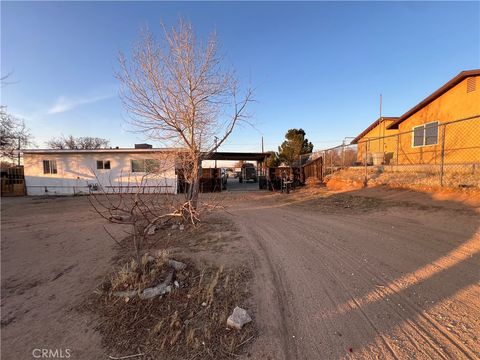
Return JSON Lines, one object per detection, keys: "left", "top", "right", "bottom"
{"left": 1, "top": 187, "right": 479, "bottom": 359}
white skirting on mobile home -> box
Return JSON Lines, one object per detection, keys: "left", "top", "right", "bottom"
{"left": 23, "top": 148, "right": 178, "bottom": 196}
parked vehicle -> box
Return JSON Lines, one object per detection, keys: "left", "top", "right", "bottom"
{"left": 239, "top": 163, "right": 257, "bottom": 183}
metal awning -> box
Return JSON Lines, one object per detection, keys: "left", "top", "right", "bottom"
{"left": 205, "top": 152, "right": 271, "bottom": 161}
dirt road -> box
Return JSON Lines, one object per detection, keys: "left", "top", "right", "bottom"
{"left": 230, "top": 188, "right": 480, "bottom": 360}
{"left": 1, "top": 189, "right": 479, "bottom": 360}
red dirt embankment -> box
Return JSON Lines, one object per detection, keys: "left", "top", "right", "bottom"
{"left": 324, "top": 169, "right": 480, "bottom": 208}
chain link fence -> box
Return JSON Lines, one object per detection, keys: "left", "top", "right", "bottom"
{"left": 301, "top": 115, "right": 480, "bottom": 189}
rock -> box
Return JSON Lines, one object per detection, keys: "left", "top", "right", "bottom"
{"left": 179, "top": 224, "right": 185, "bottom": 231}
{"left": 113, "top": 290, "right": 138, "bottom": 298}
{"left": 174, "top": 280, "right": 180, "bottom": 288}
{"left": 166, "top": 285, "right": 172, "bottom": 293}
{"left": 171, "top": 224, "right": 179, "bottom": 230}
{"left": 168, "top": 259, "right": 187, "bottom": 270}
{"left": 201, "top": 302, "right": 207, "bottom": 307}
{"left": 147, "top": 225, "right": 158, "bottom": 235}
{"left": 139, "top": 271, "right": 174, "bottom": 299}
{"left": 227, "top": 307, "right": 252, "bottom": 330}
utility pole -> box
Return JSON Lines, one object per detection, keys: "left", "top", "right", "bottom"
{"left": 214, "top": 136, "right": 218, "bottom": 169}
{"left": 261, "top": 136, "right": 264, "bottom": 153}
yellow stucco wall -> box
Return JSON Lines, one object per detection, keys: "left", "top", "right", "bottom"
{"left": 397, "top": 76, "right": 480, "bottom": 165}
{"left": 356, "top": 119, "right": 398, "bottom": 164}
{"left": 355, "top": 76, "right": 480, "bottom": 165}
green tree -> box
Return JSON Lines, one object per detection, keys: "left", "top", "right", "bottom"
{"left": 278, "top": 128, "right": 313, "bottom": 166}
{"left": 265, "top": 151, "right": 281, "bottom": 168}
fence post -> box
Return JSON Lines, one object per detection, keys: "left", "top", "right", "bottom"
{"left": 440, "top": 124, "right": 446, "bottom": 187}
{"left": 341, "top": 141, "right": 345, "bottom": 168}
{"left": 396, "top": 133, "right": 400, "bottom": 165}
{"left": 364, "top": 139, "right": 369, "bottom": 187}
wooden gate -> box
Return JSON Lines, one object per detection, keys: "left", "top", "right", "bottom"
{"left": 1, "top": 166, "right": 26, "bottom": 196}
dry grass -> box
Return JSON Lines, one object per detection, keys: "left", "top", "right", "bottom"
{"left": 325, "top": 167, "right": 480, "bottom": 192}
{"left": 83, "top": 246, "right": 255, "bottom": 360}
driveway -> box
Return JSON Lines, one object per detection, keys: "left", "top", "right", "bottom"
{"left": 230, "top": 188, "right": 480, "bottom": 360}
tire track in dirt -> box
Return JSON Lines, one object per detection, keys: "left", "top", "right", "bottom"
{"left": 289, "top": 210, "right": 479, "bottom": 359}
{"left": 234, "top": 214, "right": 296, "bottom": 360}
{"left": 288, "top": 214, "right": 449, "bottom": 359}
{"left": 232, "top": 199, "right": 479, "bottom": 360}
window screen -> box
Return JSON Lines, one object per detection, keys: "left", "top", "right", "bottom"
{"left": 131, "top": 160, "right": 145, "bottom": 172}
{"left": 97, "top": 160, "right": 111, "bottom": 170}
{"left": 413, "top": 127, "right": 424, "bottom": 147}
{"left": 43, "top": 160, "right": 57, "bottom": 174}
{"left": 145, "top": 159, "right": 159, "bottom": 172}
{"left": 131, "top": 159, "right": 159, "bottom": 173}
{"left": 424, "top": 122, "right": 438, "bottom": 145}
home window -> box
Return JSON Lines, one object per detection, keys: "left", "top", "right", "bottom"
{"left": 43, "top": 160, "right": 57, "bottom": 174}
{"left": 96, "top": 160, "right": 111, "bottom": 170}
{"left": 131, "top": 159, "right": 160, "bottom": 173}
{"left": 412, "top": 122, "right": 438, "bottom": 147}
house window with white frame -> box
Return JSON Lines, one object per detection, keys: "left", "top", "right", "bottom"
{"left": 43, "top": 160, "right": 58, "bottom": 174}
{"left": 131, "top": 159, "right": 160, "bottom": 173}
{"left": 412, "top": 121, "right": 439, "bottom": 147}
{"left": 96, "top": 160, "right": 111, "bottom": 170}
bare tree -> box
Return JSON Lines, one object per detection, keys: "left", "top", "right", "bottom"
{"left": 117, "top": 19, "right": 253, "bottom": 214}
{"left": 0, "top": 107, "right": 32, "bottom": 164}
{"left": 46, "top": 135, "right": 110, "bottom": 149}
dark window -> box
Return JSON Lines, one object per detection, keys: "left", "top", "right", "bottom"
{"left": 413, "top": 126, "right": 424, "bottom": 147}
{"left": 425, "top": 122, "right": 438, "bottom": 145}
{"left": 43, "top": 160, "right": 57, "bottom": 174}
{"left": 131, "top": 160, "right": 145, "bottom": 172}
{"left": 145, "top": 159, "right": 159, "bottom": 172}
{"left": 97, "top": 160, "right": 111, "bottom": 170}
{"left": 131, "top": 159, "right": 159, "bottom": 173}
{"left": 412, "top": 122, "right": 438, "bottom": 147}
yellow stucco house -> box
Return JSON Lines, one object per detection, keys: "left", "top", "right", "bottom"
{"left": 352, "top": 69, "right": 480, "bottom": 165}
{"left": 351, "top": 116, "right": 399, "bottom": 164}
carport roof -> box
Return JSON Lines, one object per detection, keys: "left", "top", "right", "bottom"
{"left": 205, "top": 152, "right": 271, "bottom": 161}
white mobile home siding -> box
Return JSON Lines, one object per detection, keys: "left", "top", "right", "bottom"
{"left": 23, "top": 151, "right": 177, "bottom": 195}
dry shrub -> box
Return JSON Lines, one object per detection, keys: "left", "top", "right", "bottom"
{"left": 85, "top": 259, "right": 255, "bottom": 360}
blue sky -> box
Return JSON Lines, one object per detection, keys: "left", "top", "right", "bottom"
{"left": 2, "top": 1, "right": 479, "bottom": 152}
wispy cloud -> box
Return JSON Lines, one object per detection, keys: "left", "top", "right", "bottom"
{"left": 48, "top": 87, "right": 116, "bottom": 114}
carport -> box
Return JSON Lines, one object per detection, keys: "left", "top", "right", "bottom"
{"left": 204, "top": 152, "right": 271, "bottom": 191}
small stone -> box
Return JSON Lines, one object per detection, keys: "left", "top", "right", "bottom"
{"left": 226, "top": 307, "right": 252, "bottom": 330}
{"left": 168, "top": 259, "right": 187, "bottom": 270}
{"left": 147, "top": 225, "right": 158, "bottom": 235}
{"left": 174, "top": 280, "right": 180, "bottom": 288}
{"left": 171, "top": 224, "right": 179, "bottom": 230}
{"left": 168, "top": 233, "right": 172, "bottom": 236}
{"left": 166, "top": 285, "right": 172, "bottom": 293}
{"left": 202, "top": 302, "right": 207, "bottom": 306}
{"left": 179, "top": 224, "right": 185, "bottom": 231}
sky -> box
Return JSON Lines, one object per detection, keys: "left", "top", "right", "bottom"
{"left": 2, "top": 1, "right": 479, "bottom": 153}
